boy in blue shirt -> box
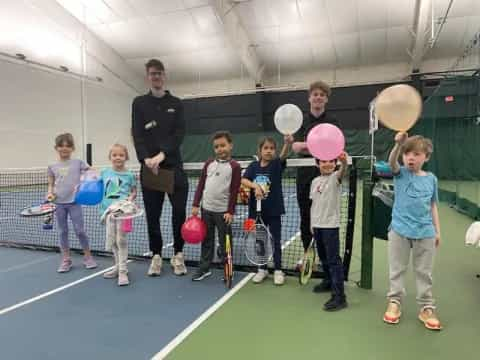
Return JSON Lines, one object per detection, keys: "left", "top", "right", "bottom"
{"left": 383, "top": 132, "right": 442, "bottom": 330}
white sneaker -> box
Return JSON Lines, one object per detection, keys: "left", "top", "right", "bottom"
{"left": 170, "top": 252, "right": 187, "bottom": 275}
{"left": 252, "top": 269, "right": 268, "bottom": 284}
{"left": 148, "top": 254, "right": 162, "bottom": 276}
{"left": 118, "top": 271, "right": 130, "bottom": 286}
{"left": 273, "top": 270, "right": 285, "bottom": 286}
{"left": 103, "top": 268, "right": 118, "bottom": 279}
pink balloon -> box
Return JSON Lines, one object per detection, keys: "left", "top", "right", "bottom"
{"left": 306, "top": 123, "right": 345, "bottom": 160}
{"left": 181, "top": 215, "right": 207, "bottom": 244}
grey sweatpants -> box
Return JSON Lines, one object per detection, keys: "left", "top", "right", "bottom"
{"left": 106, "top": 215, "right": 128, "bottom": 273}
{"left": 387, "top": 230, "right": 436, "bottom": 309}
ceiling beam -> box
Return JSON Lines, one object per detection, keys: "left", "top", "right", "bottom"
{"left": 212, "top": 0, "right": 264, "bottom": 84}
{"left": 408, "top": 0, "right": 432, "bottom": 72}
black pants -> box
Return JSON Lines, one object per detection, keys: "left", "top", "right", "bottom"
{"left": 199, "top": 208, "right": 232, "bottom": 272}
{"left": 296, "top": 181, "right": 313, "bottom": 251}
{"left": 141, "top": 167, "right": 188, "bottom": 256}
{"left": 313, "top": 228, "right": 345, "bottom": 297}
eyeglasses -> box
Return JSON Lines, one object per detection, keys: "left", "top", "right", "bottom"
{"left": 148, "top": 71, "right": 164, "bottom": 77}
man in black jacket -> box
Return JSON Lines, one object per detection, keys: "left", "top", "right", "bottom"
{"left": 132, "top": 59, "right": 188, "bottom": 276}
{"left": 293, "top": 81, "right": 339, "bottom": 291}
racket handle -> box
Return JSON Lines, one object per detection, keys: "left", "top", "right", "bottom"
{"left": 256, "top": 199, "right": 261, "bottom": 212}
{"left": 43, "top": 213, "right": 53, "bottom": 230}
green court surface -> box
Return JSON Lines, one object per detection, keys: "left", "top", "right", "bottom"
{"left": 168, "top": 202, "right": 478, "bottom": 360}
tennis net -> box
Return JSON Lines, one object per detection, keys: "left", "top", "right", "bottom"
{"left": 0, "top": 158, "right": 358, "bottom": 277}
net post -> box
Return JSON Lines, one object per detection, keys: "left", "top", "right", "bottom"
{"left": 360, "top": 177, "right": 374, "bottom": 289}
{"left": 342, "top": 159, "right": 357, "bottom": 280}
{"left": 86, "top": 143, "right": 92, "bottom": 166}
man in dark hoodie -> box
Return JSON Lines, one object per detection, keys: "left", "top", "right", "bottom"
{"left": 131, "top": 59, "right": 188, "bottom": 277}
{"left": 292, "top": 81, "right": 340, "bottom": 293}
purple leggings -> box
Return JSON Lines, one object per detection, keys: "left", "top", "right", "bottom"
{"left": 55, "top": 203, "right": 90, "bottom": 251}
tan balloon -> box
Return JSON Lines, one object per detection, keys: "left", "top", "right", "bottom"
{"left": 375, "top": 84, "right": 422, "bottom": 131}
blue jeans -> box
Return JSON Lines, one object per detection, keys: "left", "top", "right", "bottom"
{"left": 313, "top": 228, "right": 344, "bottom": 297}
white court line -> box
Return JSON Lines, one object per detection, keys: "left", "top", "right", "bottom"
{"left": 0, "top": 254, "right": 57, "bottom": 274}
{"left": 151, "top": 273, "right": 254, "bottom": 360}
{"left": 0, "top": 260, "right": 132, "bottom": 316}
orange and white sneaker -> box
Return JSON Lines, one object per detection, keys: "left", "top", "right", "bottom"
{"left": 418, "top": 307, "right": 443, "bottom": 330}
{"left": 383, "top": 300, "right": 401, "bottom": 324}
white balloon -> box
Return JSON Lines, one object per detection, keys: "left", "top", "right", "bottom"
{"left": 274, "top": 104, "right": 303, "bottom": 135}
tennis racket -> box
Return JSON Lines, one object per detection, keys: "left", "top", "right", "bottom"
{"left": 224, "top": 224, "right": 234, "bottom": 289}
{"left": 20, "top": 200, "right": 56, "bottom": 230}
{"left": 244, "top": 199, "right": 272, "bottom": 266}
{"left": 299, "top": 237, "right": 316, "bottom": 285}
{"left": 19, "top": 201, "right": 56, "bottom": 217}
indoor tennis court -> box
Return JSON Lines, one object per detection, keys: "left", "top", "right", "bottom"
{"left": 1, "top": 1, "right": 479, "bottom": 359}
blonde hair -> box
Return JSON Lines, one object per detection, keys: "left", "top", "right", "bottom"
{"left": 402, "top": 135, "right": 433, "bottom": 157}
{"left": 108, "top": 143, "right": 129, "bottom": 160}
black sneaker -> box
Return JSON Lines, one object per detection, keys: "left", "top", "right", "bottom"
{"left": 323, "top": 295, "right": 348, "bottom": 312}
{"left": 192, "top": 270, "right": 212, "bottom": 281}
{"left": 312, "top": 281, "right": 332, "bottom": 293}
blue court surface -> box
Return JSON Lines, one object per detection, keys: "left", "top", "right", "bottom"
{"left": 0, "top": 247, "right": 248, "bottom": 359}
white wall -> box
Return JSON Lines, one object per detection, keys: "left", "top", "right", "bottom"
{"left": 0, "top": 0, "right": 145, "bottom": 169}
{"left": 0, "top": 58, "right": 138, "bottom": 169}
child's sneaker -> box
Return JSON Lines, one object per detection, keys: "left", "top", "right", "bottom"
{"left": 103, "top": 268, "right": 118, "bottom": 279}
{"left": 148, "top": 254, "right": 162, "bottom": 276}
{"left": 273, "top": 270, "right": 285, "bottom": 285}
{"left": 383, "top": 300, "right": 401, "bottom": 324}
{"left": 57, "top": 258, "right": 72, "bottom": 273}
{"left": 252, "top": 269, "right": 268, "bottom": 283}
{"left": 418, "top": 307, "right": 442, "bottom": 330}
{"left": 192, "top": 269, "right": 212, "bottom": 281}
{"left": 170, "top": 252, "right": 187, "bottom": 275}
{"left": 324, "top": 295, "right": 348, "bottom": 311}
{"left": 83, "top": 256, "right": 97, "bottom": 269}
{"left": 118, "top": 271, "right": 129, "bottom": 286}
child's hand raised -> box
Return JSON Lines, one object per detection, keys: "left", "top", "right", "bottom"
{"left": 284, "top": 135, "right": 294, "bottom": 144}
{"left": 338, "top": 151, "right": 348, "bottom": 164}
{"left": 394, "top": 132, "right": 408, "bottom": 144}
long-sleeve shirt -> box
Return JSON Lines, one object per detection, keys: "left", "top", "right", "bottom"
{"left": 193, "top": 158, "right": 241, "bottom": 214}
{"left": 131, "top": 90, "right": 185, "bottom": 168}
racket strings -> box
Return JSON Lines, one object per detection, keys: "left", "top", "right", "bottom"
{"left": 245, "top": 223, "right": 272, "bottom": 265}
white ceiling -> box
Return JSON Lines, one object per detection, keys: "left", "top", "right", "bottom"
{"left": 1, "top": 0, "right": 480, "bottom": 85}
